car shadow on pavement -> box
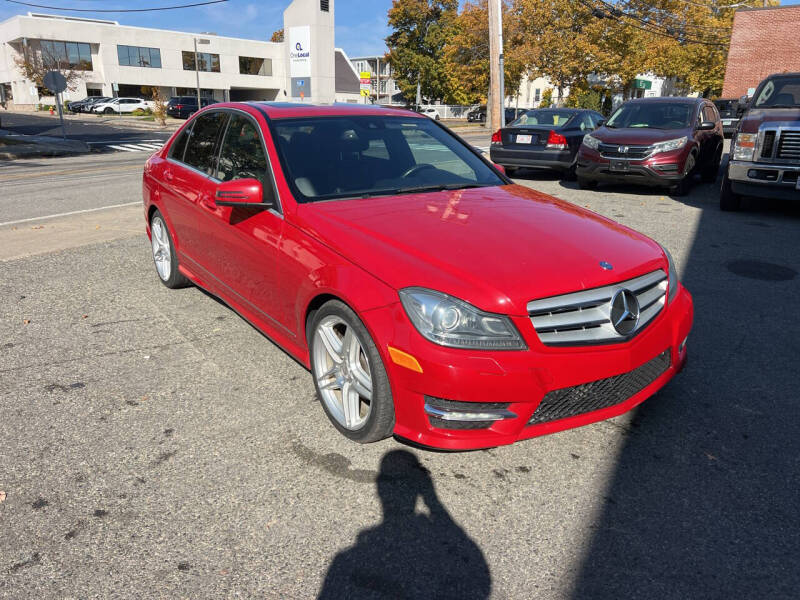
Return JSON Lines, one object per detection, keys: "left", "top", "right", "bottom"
{"left": 318, "top": 449, "right": 491, "bottom": 599}
{"left": 570, "top": 196, "right": 800, "bottom": 597}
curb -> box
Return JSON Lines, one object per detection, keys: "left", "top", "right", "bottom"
{"left": 0, "top": 128, "right": 90, "bottom": 159}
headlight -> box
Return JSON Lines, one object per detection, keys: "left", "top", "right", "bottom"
{"left": 652, "top": 136, "right": 688, "bottom": 155}
{"left": 660, "top": 245, "right": 679, "bottom": 303}
{"left": 733, "top": 133, "right": 757, "bottom": 161}
{"left": 582, "top": 134, "right": 600, "bottom": 150}
{"left": 399, "top": 288, "right": 526, "bottom": 350}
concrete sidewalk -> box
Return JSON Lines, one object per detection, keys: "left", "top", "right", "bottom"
{"left": 0, "top": 129, "right": 90, "bottom": 160}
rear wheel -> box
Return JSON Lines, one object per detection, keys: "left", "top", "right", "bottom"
{"left": 702, "top": 145, "right": 723, "bottom": 183}
{"left": 719, "top": 171, "right": 742, "bottom": 211}
{"left": 150, "top": 210, "right": 189, "bottom": 289}
{"left": 309, "top": 300, "right": 394, "bottom": 443}
{"left": 563, "top": 162, "right": 578, "bottom": 182}
{"left": 503, "top": 166, "right": 517, "bottom": 176}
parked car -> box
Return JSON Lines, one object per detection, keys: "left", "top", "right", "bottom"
{"left": 143, "top": 102, "right": 693, "bottom": 449}
{"left": 712, "top": 98, "right": 743, "bottom": 137}
{"left": 467, "top": 105, "right": 486, "bottom": 123}
{"left": 166, "top": 96, "right": 217, "bottom": 119}
{"left": 720, "top": 72, "right": 800, "bottom": 211}
{"left": 489, "top": 108, "right": 605, "bottom": 178}
{"left": 67, "top": 96, "right": 106, "bottom": 113}
{"left": 576, "top": 97, "right": 724, "bottom": 196}
{"left": 416, "top": 107, "right": 441, "bottom": 121}
{"left": 91, "top": 97, "right": 154, "bottom": 114}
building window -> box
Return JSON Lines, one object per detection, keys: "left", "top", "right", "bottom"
{"left": 239, "top": 56, "right": 272, "bottom": 76}
{"left": 182, "top": 51, "right": 220, "bottom": 73}
{"left": 40, "top": 39, "right": 92, "bottom": 71}
{"left": 320, "top": 0, "right": 330, "bottom": 11}
{"left": 117, "top": 45, "right": 161, "bottom": 68}
{"left": 534, "top": 88, "right": 541, "bottom": 102}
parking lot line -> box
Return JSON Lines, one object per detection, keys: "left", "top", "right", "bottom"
{"left": 0, "top": 201, "right": 141, "bottom": 227}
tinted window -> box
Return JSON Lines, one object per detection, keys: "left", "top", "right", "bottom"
{"left": 272, "top": 116, "right": 504, "bottom": 202}
{"left": 168, "top": 124, "right": 192, "bottom": 162}
{"left": 754, "top": 77, "right": 800, "bottom": 108}
{"left": 511, "top": 110, "right": 575, "bottom": 127}
{"left": 606, "top": 103, "right": 694, "bottom": 130}
{"left": 183, "top": 112, "right": 227, "bottom": 175}
{"left": 217, "top": 114, "right": 269, "bottom": 185}
{"left": 702, "top": 105, "right": 717, "bottom": 122}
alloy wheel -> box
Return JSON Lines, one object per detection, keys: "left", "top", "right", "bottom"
{"left": 312, "top": 315, "right": 373, "bottom": 430}
{"left": 150, "top": 216, "right": 171, "bottom": 281}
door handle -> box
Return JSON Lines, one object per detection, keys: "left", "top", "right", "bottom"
{"left": 199, "top": 193, "right": 216, "bottom": 210}
{"left": 164, "top": 169, "right": 174, "bottom": 182}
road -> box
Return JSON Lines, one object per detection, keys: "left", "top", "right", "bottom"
{"left": 0, "top": 111, "right": 173, "bottom": 153}
{"left": 1, "top": 146, "right": 799, "bottom": 598}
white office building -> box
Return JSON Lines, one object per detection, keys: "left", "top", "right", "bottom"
{"left": 0, "top": 0, "right": 361, "bottom": 109}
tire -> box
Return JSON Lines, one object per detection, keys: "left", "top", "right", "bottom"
{"left": 104, "top": 107, "right": 114, "bottom": 114}
{"left": 719, "top": 170, "right": 742, "bottom": 211}
{"left": 670, "top": 152, "right": 697, "bottom": 196}
{"left": 702, "top": 144, "right": 723, "bottom": 183}
{"left": 149, "top": 210, "right": 189, "bottom": 289}
{"left": 309, "top": 300, "right": 395, "bottom": 443}
{"left": 563, "top": 162, "right": 578, "bottom": 182}
{"left": 577, "top": 176, "right": 597, "bottom": 190}
{"left": 503, "top": 166, "right": 517, "bottom": 176}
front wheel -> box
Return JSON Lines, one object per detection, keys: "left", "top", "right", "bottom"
{"left": 104, "top": 107, "right": 114, "bottom": 114}
{"left": 702, "top": 145, "right": 723, "bottom": 183}
{"left": 309, "top": 300, "right": 395, "bottom": 443}
{"left": 670, "top": 152, "right": 697, "bottom": 196}
{"left": 577, "top": 176, "right": 597, "bottom": 190}
{"left": 719, "top": 171, "right": 742, "bottom": 211}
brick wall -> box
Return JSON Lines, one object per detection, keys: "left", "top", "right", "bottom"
{"left": 721, "top": 5, "right": 800, "bottom": 98}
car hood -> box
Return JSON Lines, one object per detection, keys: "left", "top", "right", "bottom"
{"left": 592, "top": 127, "right": 691, "bottom": 145}
{"left": 295, "top": 185, "right": 666, "bottom": 315}
{"left": 738, "top": 108, "right": 800, "bottom": 133}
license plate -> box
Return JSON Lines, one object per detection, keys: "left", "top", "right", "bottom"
{"left": 722, "top": 119, "right": 732, "bottom": 126}
{"left": 609, "top": 159, "right": 629, "bottom": 173}
{"left": 516, "top": 134, "right": 533, "bottom": 144}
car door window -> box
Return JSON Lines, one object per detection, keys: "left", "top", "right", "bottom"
{"left": 703, "top": 105, "right": 717, "bottom": 123}
{"left": 183, "top": 112, "right": 228, "bottom": 176}
{"left": 216, "top": 114, "right": 270, "bottom": 186}
{"left": 578, "top": 114, "right": 593, "bottom": 131}
{"left": 168, "top": 123, "right": 193, "bottom": 162}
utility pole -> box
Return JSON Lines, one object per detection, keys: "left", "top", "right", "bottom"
{"left": 488, "top": 0, "right": 502, "bottom": 131}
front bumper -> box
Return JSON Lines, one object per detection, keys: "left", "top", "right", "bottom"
{"left": 728, "top": 160, "right": 800, "bottom": 201}
{"left": 576, "top": 147, "right": 688, "bottom": 187}
{"left": 489, "top": 146, "right": 574, "bottom": 170}
{"left": 363, "top": 286, "right": 694, "bottom": 450}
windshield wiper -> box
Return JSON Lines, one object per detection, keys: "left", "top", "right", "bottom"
{"left": 394, "top": 182, "right": 494, "bottom": 194}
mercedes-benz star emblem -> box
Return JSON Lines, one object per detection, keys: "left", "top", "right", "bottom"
{"left": 599, "top": 261, "right": 613, "bottom": 270}
{"left": 609, "top": 289, "right": 640, "bottom": 336}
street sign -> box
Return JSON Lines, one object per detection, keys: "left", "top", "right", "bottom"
{"left": 360, "top": 89, "right": 369, "bottom": 97}
{"left": 43, "top": 71, "right": 67, "bottom": 94}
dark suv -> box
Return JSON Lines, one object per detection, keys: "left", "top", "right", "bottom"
{"left": 720, "top": 72, "right": 800, "bottom": 211}
{"left": 576, "top": 97, "right": 724, "bottom": 195}
{"left": 713, "top": 98, "right": 743, "bottom": 137}
{"left": 166, "top": 96, "right": 216, "bottom": 119}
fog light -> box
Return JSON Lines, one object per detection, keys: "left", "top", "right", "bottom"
{"left": 654, "top": 163, "right": 679, "bottom": 172}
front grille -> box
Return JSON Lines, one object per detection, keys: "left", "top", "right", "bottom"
{"left": 776, "top": 130, "right": 800, "bottom": 160}
{"left": 527, "top": 270, "right": 668, "bottom": 346}
{"left": 528, "top": 350, "right": 671, "bottom": 425}
{"left": 598, "top": 143, "right": 652, "bottom": 160}
{"left": 761, "top": 130, "right": 776, "bottom": 159}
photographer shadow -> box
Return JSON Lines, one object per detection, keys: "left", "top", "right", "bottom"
{"left": 318, "top": 450, "right": 491, "bottom": 600}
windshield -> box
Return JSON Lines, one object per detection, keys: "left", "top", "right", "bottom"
{"left": 754, "top": 77, "right": 800, "bottom": 108}
{"left": 511, "top": 109, "right": 574, "bottom": 127}
{"left": 713, "top": 100, "right": 735, "bottom": 112}
{"left": 271, "top": 116, "right": 505, "bottom": 202}
{"left": 606, "top": 103, "right": 693, "bottom": 129}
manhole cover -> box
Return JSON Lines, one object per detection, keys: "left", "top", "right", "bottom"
{"left": 726, "top": 259, "right": 797, "bottom": 281}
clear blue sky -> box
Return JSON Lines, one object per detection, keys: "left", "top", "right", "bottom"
{"left": 0, "top": 0, "right": 798, "bottom": 58}
{"left": 0, "top": 0, "right": 397, "bottom": 57}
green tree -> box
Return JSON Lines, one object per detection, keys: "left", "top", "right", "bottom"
{"left": 386, "top": 0, "right": 459, "bottom": 103}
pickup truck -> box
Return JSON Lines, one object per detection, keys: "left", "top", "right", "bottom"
{"left": 720, "top": 72, "right": 800, "bottom": 210}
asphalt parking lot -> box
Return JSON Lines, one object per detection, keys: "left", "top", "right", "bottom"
{"left": 1, "top": 143, "right": 799, "bottom": 598}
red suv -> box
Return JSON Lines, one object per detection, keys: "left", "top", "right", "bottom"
{"left": 143, "top": 102, "right": 693, "bottom": 450}
{"left": 576, "top": 97, "right": 724, "bottom": 195}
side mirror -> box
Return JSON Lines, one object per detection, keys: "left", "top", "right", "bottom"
{"left": 697, "top": 121, "right": 716, "bottom": 131}
{"left": 493, "top": 164, "right": 506, "bottom": 175}
{"left": 596, "top": 119, "right": 605, "bottom": 127}
{"left": 738, "top": 94, "right": 750, "bottom": 111}
{"left": 215, "top": 178, "right": 273, "bottom": 208}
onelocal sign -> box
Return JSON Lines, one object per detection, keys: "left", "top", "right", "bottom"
{"left": 289, "top": 25, "right": 311, "bottom": 78}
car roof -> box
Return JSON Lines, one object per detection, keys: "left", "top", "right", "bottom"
{"left": 212, "top": 101, "right": 423, "bottom": 120}
{"left": 627, "top": 96, "right": 703, "bottom": 104}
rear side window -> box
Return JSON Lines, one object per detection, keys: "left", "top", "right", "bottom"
{"left": 183, "top": 112, "right": 228, "bottom": 176}
{"left": 216, "top": 114, "right": 269, "bottom": 184}
{"left": 168, "top": 123, "right": 193, "bottom": 162}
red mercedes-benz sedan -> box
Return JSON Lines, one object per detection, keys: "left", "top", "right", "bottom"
{"left": 143, "top": 102, "right": 693, "bottom": 450}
